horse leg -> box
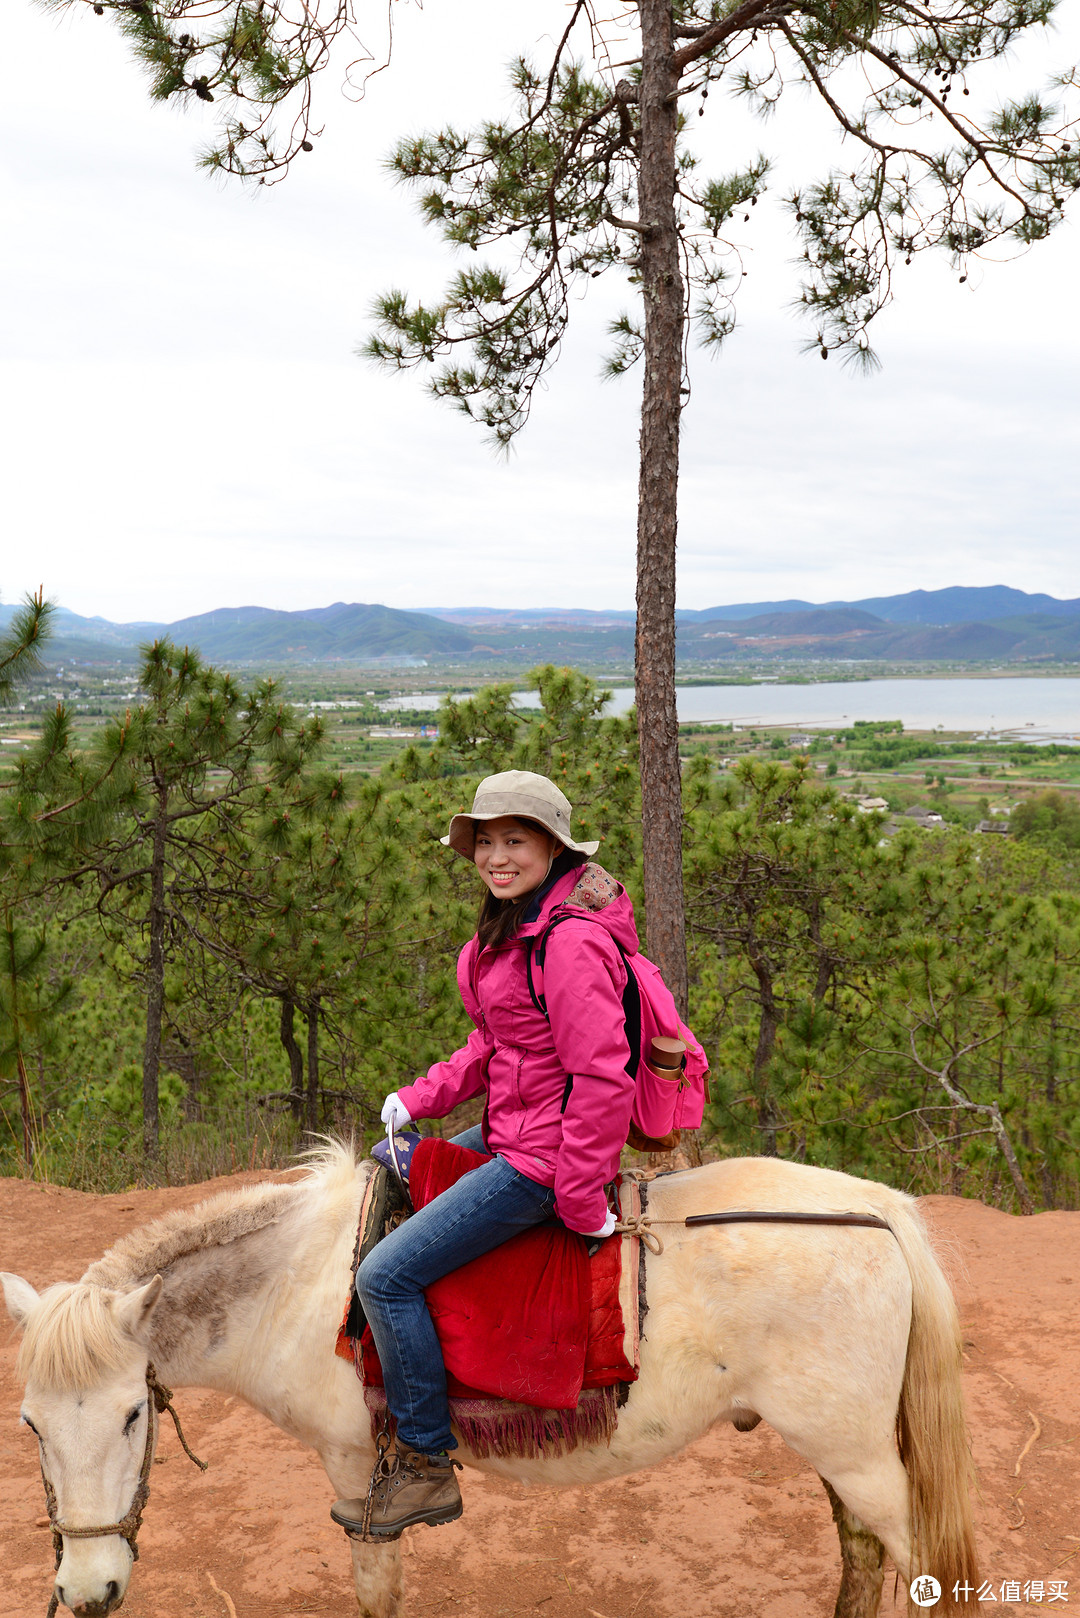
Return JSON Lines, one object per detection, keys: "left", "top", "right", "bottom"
{"left": 349, "top": 1537, "right": 404, "bottom": 1618}
{"left": 822, "top": 1478, "right": 886, "bottom": 1618}
{"left": 319, "top": 1443, "right": 404, "bottom": 1618}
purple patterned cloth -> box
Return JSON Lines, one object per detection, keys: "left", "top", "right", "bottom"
{"left": 371, "top": 1130, "right": 422, "bottom": 1182}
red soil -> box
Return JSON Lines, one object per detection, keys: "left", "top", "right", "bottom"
{"left": 1, "top": 1176, "right": 1077, "bottom": 1618}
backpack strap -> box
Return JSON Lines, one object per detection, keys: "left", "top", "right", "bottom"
{"left": 524, "top": 913, "right": 641, "bottom": 1114}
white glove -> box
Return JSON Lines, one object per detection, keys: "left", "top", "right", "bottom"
{"left": 581, "top": 1209, "right": 617, "bottom": 1240}
{"left": 381, "top": 1092, "right": 412, "bottom": 1131}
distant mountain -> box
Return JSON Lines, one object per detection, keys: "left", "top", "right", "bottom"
{"left": 846, "top": 587, "right": 1080, "bottom": 625}
{"left": 682, "top": 586, "right": 1080, "bottom": 626}
{"left": 693, "top": 608, "right": 885, "bottom": 636}
{"left": 165, "top": 603, "right": 472, "bottom": 660}
{"left": 676, "top": 610, "right": 1080, "bottom": 662}
{"left": 7, "top": 587, "right": 1080, "bottom": 670}
{"left": 419, "top": 606, "right": 637, "bottom": 627}
{"left": 422, "top": 587, "right": 1080, "bottom": 628}
{"left": 677, "top": 598, "right": 817, "bottom": 622}
{"left": 0, "top": 604, "right": 165, "bottom": 647}
{"left": 0, "top": 601, "right": 471, "bottom": 664}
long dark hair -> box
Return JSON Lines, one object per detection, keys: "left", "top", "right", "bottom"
{"left": 475, "top": 829, "right": 584, "bottom": 949}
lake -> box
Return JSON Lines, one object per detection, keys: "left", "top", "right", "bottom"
{"left": 382, "top": 676, "right": 1080, "bottom": 742}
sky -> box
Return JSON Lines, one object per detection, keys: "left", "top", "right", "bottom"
{"left": 2, "top": 0, "right": 1079, "bottom": 623}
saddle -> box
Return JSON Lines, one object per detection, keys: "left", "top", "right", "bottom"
{"left": 337, "top": 1138, "right": 645, "bottom": 1458}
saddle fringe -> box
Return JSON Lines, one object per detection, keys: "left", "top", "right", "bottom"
{"left": 362, "top": 1384, "right": 619, "bottom": 1461}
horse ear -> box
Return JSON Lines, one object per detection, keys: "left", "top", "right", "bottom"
{"left": 1, "top": 1271, "right": 40, "bottom": 1330}
{"left": 114, "top": 1276, "right": 164, "bottom": 1344}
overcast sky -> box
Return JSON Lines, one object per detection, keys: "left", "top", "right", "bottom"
{"left": 3, "top": 0, "right": 1078, "bottom": 623}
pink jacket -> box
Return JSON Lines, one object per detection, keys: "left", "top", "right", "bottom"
{"left": 396, "top": 863, "right": 637, "bottom": 1234}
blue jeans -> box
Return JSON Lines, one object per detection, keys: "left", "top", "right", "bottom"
{"left": 356, "top": 1127, "right": 557, "bottom": 1454}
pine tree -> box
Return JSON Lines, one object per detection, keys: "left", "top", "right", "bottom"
{"left": 0, "top": 913, "right": 73, "bottom": 1167}
{"left": 684, "top": 762, "right": 1080, "bottom": 1208}
{"left": 685, "top": 756, "right": 886, "bottom": 1155}
{"left": 0, "top": 588, "right": 59, "bottom": 1165}
{"left": 356, "top": 1, "right": 1078, "bottom": 1011}
{"left": 183, "top": 769, "right": 416, "bottom": 1133}
{"left": 10, "top": 640, "right": 323, "bottom": 1159}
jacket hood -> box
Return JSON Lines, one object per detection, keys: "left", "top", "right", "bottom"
{"left": 515, "top": 861, "right": 640, "bottom": 954}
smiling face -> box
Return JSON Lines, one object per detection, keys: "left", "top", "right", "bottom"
{"left": 473, "top": 816, "right": 561, "bottom": 901}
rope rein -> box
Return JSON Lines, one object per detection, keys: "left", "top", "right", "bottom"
{"left": 359, "top": 1419, "right": 395, "bottom": 1541}
{"left": 40, "top": 1363, "right": 207, "bottom": 1618}
{"left": 152, "top": 1369, "right": 210, "bottom": 1472}
{"left": 612, "top": 1214, "right": 665, "bottom": 1255}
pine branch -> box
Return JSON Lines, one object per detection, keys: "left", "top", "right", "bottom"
{"left": 672, "top": 0, "right": 792, "bottom": 71}
{"left": 0, "top": 590, "right": 54, "bottom": 706}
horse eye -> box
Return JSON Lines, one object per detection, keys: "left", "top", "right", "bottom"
{"left": 123, "top": 1404, "right": 144, "bottom": 1435}
{"left": 21, "top": 1415, "right": 40, "bottom": 1437}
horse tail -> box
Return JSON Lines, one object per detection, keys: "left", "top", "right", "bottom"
{"left": 883, "top": 1195, "right": 979, "bottom": 1611}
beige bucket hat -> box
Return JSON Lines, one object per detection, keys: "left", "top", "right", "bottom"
{"left": 441, "top": 770, "right": 600, "bottom": 860}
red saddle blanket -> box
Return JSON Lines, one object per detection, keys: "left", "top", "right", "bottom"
{"left": 355, "top": 1138, "right": 637, "bottom": 1410}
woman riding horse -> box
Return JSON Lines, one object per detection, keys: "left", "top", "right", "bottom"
{"left": 331, "top": 770, "right": 653, "bottom": 1540}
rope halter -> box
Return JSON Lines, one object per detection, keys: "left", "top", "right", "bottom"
{"left": 40, "top": 1363, "right": 207, "bottom": 1618}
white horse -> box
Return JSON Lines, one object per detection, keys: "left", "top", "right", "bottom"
{"left": 2, "top": 1143, "right": 977, "bottom": 1618}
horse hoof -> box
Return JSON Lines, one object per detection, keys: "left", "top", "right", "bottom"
{"left": 732, "top": 1411, "right": 761, "bottom": 1432}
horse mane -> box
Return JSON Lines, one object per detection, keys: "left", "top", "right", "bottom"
{"left": 16, "top": 1282, "right": 137, "bottom": 1391}
{"left": 81, "top": 1179, "right": 299, "bottom": 1292}
{"left": 82, "top": 1137, "right": 363, "bottom": 1291}
{"left": 19, "top": 1138, "right": 367, "bottom": 1392}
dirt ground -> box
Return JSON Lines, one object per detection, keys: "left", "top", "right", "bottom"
{"left": 1, "top": 1175, "right": 1077, "bottom": 1618}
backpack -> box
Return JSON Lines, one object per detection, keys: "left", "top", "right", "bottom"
{"left": 524, "top": 914, "right": 710, "bottom": 1152}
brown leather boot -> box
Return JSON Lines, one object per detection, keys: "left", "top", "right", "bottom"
{"left": 331, "top": 1444, "right": 462, "bottom": 1541}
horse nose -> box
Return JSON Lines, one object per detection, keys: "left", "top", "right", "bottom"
{"left": 56, "top": 1584, "right": 124, "bottom": 1618}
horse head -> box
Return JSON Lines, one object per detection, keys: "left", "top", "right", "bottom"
{"left": 2, "top": 1270, "right": 163, "bottom": 1617}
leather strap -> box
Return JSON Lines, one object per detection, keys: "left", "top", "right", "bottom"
{"left": 685, "top": 1210, "right": 893, "bottom": 1233}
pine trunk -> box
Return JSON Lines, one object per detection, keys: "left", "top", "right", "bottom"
{"left": 751, "top": 951, "right": 781, "bottom": 1156}
{"left": 4, "top": 912, "right": 34, "bottom": 1168}
{"left": 16, "top": 1049, "right": 34, "bottom": 1167}
{"left": 305, "top": 996, "right": 320, "bottom": 1134}
{"left": 141, "top": 778, "right": 168, "bottom": 1161}
{"left": 279, "top": 997, "right": 304, "bottom": 1122}
{"left": 635, "top": 0, "right": 688, "bottom": 1019}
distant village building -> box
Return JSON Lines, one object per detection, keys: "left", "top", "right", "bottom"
{"left": 904, "top": 805, "right": 945, "bottom": 827}
{"left": 975, "top": 819, "right": 1010, "bottom": 835}
{"left": 367, "top": 724, "right": 439, "bottom": 741}
{"left": 853, "top": 796, "right": 890, "bottom": 812}
{"left": 787, "top": 734, "right": 814, "bottom": 748}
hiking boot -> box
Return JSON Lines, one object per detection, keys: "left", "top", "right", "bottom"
{"left": 331, "top": 1444, "right": 462, "bottom": 1541}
